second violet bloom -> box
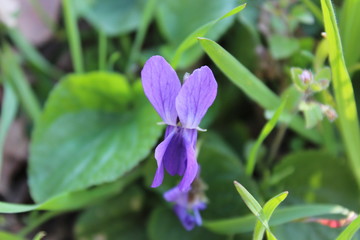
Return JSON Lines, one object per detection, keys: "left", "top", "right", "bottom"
{"left": 141, "top": 56, "right": 217, "bottom": 192}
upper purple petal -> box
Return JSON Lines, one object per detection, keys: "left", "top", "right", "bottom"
{"left": 141, "top": 56, "right": 181, "bottom": 125}
{"left": 175, "top": 66, "right": 217, "bottom": 129}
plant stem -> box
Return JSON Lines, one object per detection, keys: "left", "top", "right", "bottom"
{"left": 62, "top": 0, "right": 84, "bottom": 73}
{"left": 98, "top": 31, "right": 107, "bottom": 71}
{"left": 18, "top": 211, "right": 62, "bottom": 237}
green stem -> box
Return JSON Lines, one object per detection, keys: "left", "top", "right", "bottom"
{"left": 62, "top": 0, "right": 84, "bottom": 73}
{"left": 18, "top": 211, "right": 62, "bottom": 237}
{"left": 98, "top": 31, "right": 107, "bottom": 71}
{"left": 126, "top": 0, "right": 157, "bottom": 74}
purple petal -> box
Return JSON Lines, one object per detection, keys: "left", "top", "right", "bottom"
{"left": 175, "top": 66, "right": 217, "bottom": 129}
{"left": 173, "top": 205, "right": 196, "bottom": 231}
{"left": 163, "top": 186, "right": 188, "bottom": 206}
{"left": 163, "top": 128, "right": 187, "bottom": 176}
{"left": 193, "top": 208, "right": 203, "bottom": 226}
{"left": 178, "top": 129, "right": 199, "bottom": 192}
{"left": 151, "top": 127, "right": 177, "bottom": 188}
{"left": 141, "top": 56, "right": 181, "bottom": 125}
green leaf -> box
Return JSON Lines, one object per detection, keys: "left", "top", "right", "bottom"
{"left": 254, "top": 192, "right": 288, "bottom": 240}
{"left": 148, "top": 207, "right": 223, "bottom": 240}
{"left": 32, "top": 232, "right": 46, "bottom": 240}
{"left": 204, "top": 204, "right": 350, "bottom": 234}
{"left": 268, "top": 35, "right": 300, "bottom": 60}
{"left": 340, "top": 0, "right": 360, "bottom": 69}
{"left": 321, "top": 0, "right": 360, "bottom": 187}
{"left": 75, "top": 187, "right": 147, "bottom": 240}
{"left": 273, "top": 150, "right": 360, "bottom": 209}
{"left": 290, "top": 67, "right": 307, "bottom": 92}
{"left": 74, "top": 0, "right": 147, "bottom": 36}
{"left": 299, "top": 101, "right": 323, "bottom": 128}
{"left": 336, "top": 215, "right": 360, "bottom": 240}
{"left": 0, "top": 171, "right": 138, "bottom": 213}
{"left": 246, "top": 99, "right": 287, "bottom": 175}
{"left": 171, "top": 3, "right": 246, "bottom": 69}
{"left": 198, "top": 38, "right": 321, "bottom": 143}
{"left": 233, "top": 182, "right": 269, "bottom": 230}
{"left": 29, "top": 72, "right": 163, "bottom": 202}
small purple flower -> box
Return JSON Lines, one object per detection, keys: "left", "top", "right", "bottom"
{"left": 164, "top": 178, "right": 207, "bottom": 231}
{"left": 141, "top": 55, "right": 217, "bottom": 192}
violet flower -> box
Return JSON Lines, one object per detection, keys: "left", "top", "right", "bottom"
{"left": 164, "top": 178, "right": 207, "bottom": 231}
{"left": 141, "top": 56, "right": 217, "bottom": 191}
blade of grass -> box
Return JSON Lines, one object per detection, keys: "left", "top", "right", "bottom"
{"left": 204, "top": 204, "right": 350, "bottom": 235}
{"left": 246, "top": 99, "right": 287, "bottom": 175}
{"left": 0, "top": 82, "right": 18, "bottom": 182}
{"left": 198, "top": 37, "right": 321, "bottom": 143}
{"left": 339, "top": 0, "right": 360, "bottom": 69}
{"left": 32, "top": 232, "right": 46, "bottom": 240}
{"left": 336, "top": 215, "right": 360, "bottom": 240}
{"left": 63, "top": 0, "right": 84, "bottom": 73}
{"left": 8, "top": 29, "right": 62, "bottom": 78}
{"left": 321, "top": 0, "right": 360, "bottom": 187}
{"left": 1, "top": 46, "right": 41, "bottom": 123}
{"left": 171, "top": 4, "right": 246, "bottom": 69}
{"left": 254, "top": 191, "right": 288, "bottom": 240}
{"left": 301, "top": 0, "right": 323, "bottom": 23}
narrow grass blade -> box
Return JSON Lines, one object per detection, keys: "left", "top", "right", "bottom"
{"left": 321, "top": 0, "right": 360, "bottom": 187}
{"left": 0, "top": 82, "right": 18, "bottom": 180}
{"left": 32, "top": 232, "right": 46, "bottom": 240}
{"left": 198, "top": 38, "right": 321, "bottom": 143}
{"left": 171, "top": 4, "right": 246, "bottom": 69}
{"left": 1, "top": 46, "right": 41, "bottom": 123}
{"left": 336, "top": 215, "right": 360, "bottom": 240}
{"left": 234, "top": 181, "right": 270, "bottom": 231}
{"left": 254, "top": 191, "right": 288, "bottom": 240}
{"left": 246, "top": 99, "right": 287, "bottom": 175}
{"left": 339, "top": 0, "right": 360, "bottom": 69}
{"left": 204, "top": 204, "right": 350, "bottom": 235}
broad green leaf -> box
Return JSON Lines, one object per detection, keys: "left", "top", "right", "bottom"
{"left": 246, "top": 99, "right": 287, "bottom": 175}
{"left": 336, "top": 215, "right": 360, "bottom": 240}
{"left": 0, "top": 171, "right": 137, "bottom": 213}
{"left": 198, "top": 38, "right": 321, "bottom": 143}
{"left": 157, "top": 0, "right": 237, "bottom": 68}
{"left": 171, "top": 4, "right": 246, "bottom": 68}
{"left": 0, "top": 82, "right": 18, "bottom": 179}
{"left": 29, "top": 72, "right": 163, "bottom": 202}
{"left": 74, "top": 0, "right": 147, "bottom": 36}
{"left": 268, "top": 35, "right": 300, "bottom": 60}
{"left": 254, "top": 192, "right": 288, "bottom": 240}
{"left": 148, "top": 207, "right": 223, "bottom": 240}
{"left": 321, "top": 0, "right": 360, "bottom": 187}
{"left": 340, "top": 0, "right": 360, "bottom": 69}
{"left": 204, "top": 204, "right": 350, "bottom": 234}
{"left": 314, "top": 67, "right": 331, "bottom": 82}
{"left": 156, "top": 0, "right": 236, "bottom": 45}
{"left": 75, "top": 187, "right": 147, "bottom": 240}
{"left": 273, "top": 150, "right": 360, "bottom": 209}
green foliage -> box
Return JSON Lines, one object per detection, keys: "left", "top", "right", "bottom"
{"left": 29, "top": 72, "right": 163, "bottom": 202}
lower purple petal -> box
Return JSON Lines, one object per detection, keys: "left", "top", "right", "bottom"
{"left": 163, "top": 128, "right": 187, "bottom": 176}
{"left": 174, "top": 205, "right": 196, "bottom": 231}
{"left": 151, "top": 129, "right": 176, "bottom": 188}
{"left": 178, "top": 130, "right": 199, "bottom": 192}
